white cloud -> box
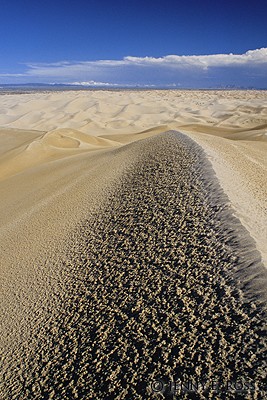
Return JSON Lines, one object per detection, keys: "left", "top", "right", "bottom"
{"left": 70, "top": 80, "right": 120, "bottom": 87}
{"left": 123, "top": 48, "right": 267, "bottom": 69}
{"left": 0, "top": 73, "right": 26, "bottom": 77}
{"left": 1, "top": 48, "right": 267, "bottom": 87}
{"left": 23, "top": 48, "right": 267, "bottom": 72}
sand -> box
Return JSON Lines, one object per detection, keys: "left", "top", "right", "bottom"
{"left": 0, "top": 90, "right": 267, "bottom": 399}
{"left": 0, "top": 89, "right": 266, "bottom": 264}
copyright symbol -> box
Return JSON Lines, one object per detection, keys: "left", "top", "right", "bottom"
{"left": 151, "top": 379, "right": 165, "bottom": 393}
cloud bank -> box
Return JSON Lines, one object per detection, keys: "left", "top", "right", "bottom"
{"left": 1, "top": 48, "right": 267, "bottom": 88}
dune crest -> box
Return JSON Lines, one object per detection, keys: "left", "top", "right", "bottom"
{"left": 0, "top": 90, "right": 267, "bottom": 399}
{"left": 0, "top": 127, "right": 120, "bottom": 181}
{"left": 179, "top": 122, "right": 267, "bottom": 141}
{"left": 0, "top": 90, "right": 266, "bottom": 264}
{"left": 1, "top": 131, "right": 266, "bottom": 399}
{"left": 43, "top": 128, "right": 120, "bottom": 148}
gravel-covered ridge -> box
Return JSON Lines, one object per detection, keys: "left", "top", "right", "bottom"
{"left": 2, "top": 131, "right": 267, "bottom": 399}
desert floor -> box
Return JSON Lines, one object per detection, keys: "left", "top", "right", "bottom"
{"left": 0, "top": 90, "right": 266, "bottom": 399}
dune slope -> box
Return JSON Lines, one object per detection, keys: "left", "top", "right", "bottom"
{"left": 1, "top": 132, "right": 266, "bottom": 399}
{"left": 0, "top": 90, "right": 267, "bottom": 399}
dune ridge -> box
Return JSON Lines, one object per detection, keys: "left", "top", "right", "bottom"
{"left": 0, "top": 90, "right": 266, "bottom": 292}
{"left": 0, "top": 90, "right": 267, "bottom": 398}
{"left": 1, "top": 131, "right": 266, "bottom": 399}
{"left": 0, "top": 127, "right": 119, "bottom": 180}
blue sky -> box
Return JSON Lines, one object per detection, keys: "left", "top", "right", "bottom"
{"left": 0, "top": 0, "right": 267, "bottom": 87}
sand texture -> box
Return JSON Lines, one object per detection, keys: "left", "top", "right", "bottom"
{"left": 0, "top": 91, "right": 267, "bottom": 399}
{"left": 0, "top": 89, "right": 266, "bottom": 263}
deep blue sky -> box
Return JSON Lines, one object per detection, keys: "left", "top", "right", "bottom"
{"left": 1, "top": 0, "right": 267, "bottom": 87}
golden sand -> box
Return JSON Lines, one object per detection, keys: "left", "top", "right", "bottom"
{"left": 0, "top": 90, "right": 266, "bottom": 265}
{"left": 0, "top": 90, "right": 266, "bottom": 398}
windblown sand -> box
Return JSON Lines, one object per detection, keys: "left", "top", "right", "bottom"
{"left": 0, "top": 90, "right": 266, "bottom": 399}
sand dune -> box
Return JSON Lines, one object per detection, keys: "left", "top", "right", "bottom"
{"left": 0, "top": 89, "right": 266, "bottom": 269}
{"left": 0, "top": 89, "right": 266, "bottom": 266}
{"left": 0, "top": 90, "right": 267, "bottom": 398}
{"left": 1, "top": 131, "right": 266, "bottom": 399}
{"left": 179, "top": 122, "right": 267, "bottom": 140}
{"left": 0, "top": 127, "right": 119, "bottom": 180}
{"left": 1, "top": 90, "right": 267, "bottom": 136}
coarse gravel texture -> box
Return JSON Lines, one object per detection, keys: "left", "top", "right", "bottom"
{"left": 1, "top": 131, "right": 266, "bottom": 400}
